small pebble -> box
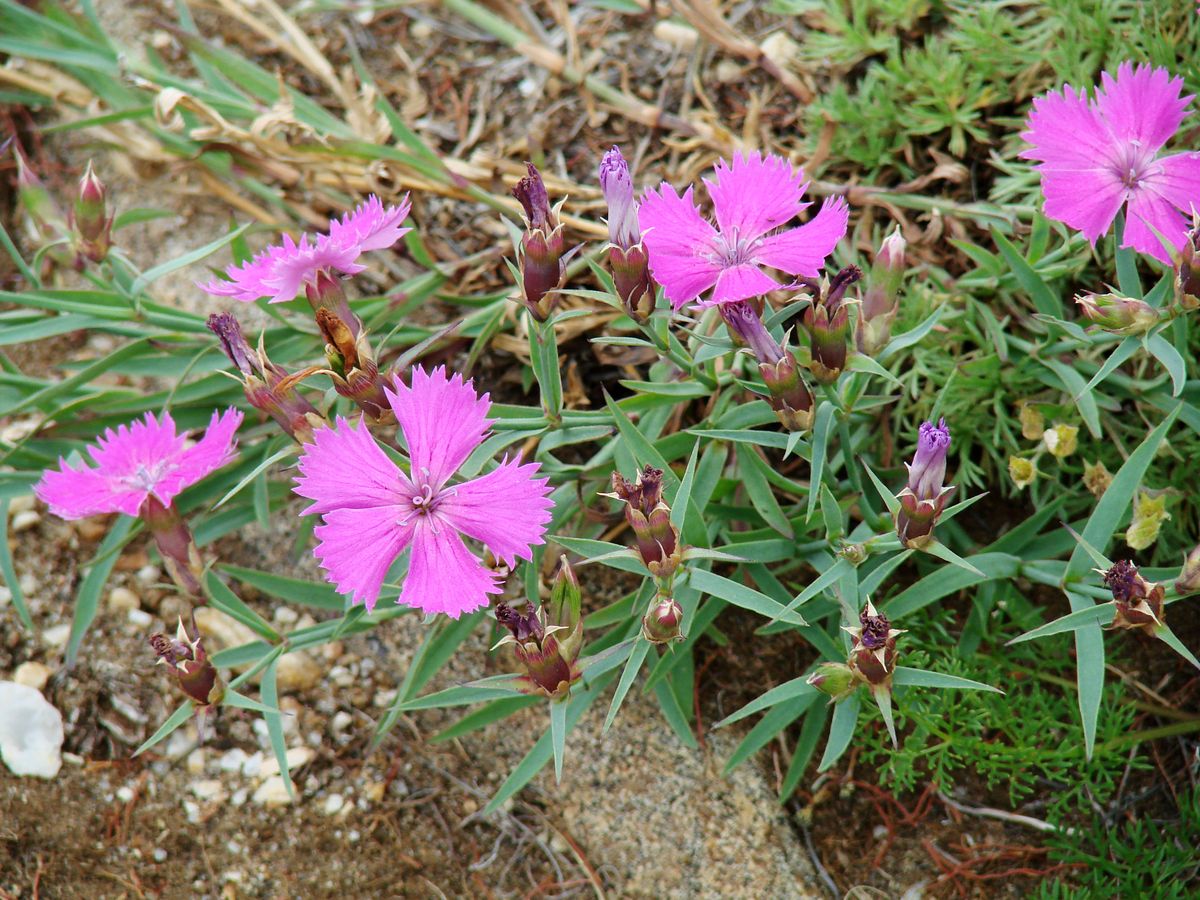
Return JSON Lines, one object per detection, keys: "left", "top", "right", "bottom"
{"left": 230, "top": 788, "right": 248, "bottom": 807}
{"left": 8, "top": 496, "right": 35, "bottom": 514}
{"left": 116, "top": 786, "right": 135, "bottom": 803}
{"left": 218, "top": 748, "right": 248, "bottom": 774}
{"left": 41, "top": 624, "right": 70, "bottom": 648}
{"left": 19, "top": 574, "right": 36, "bottom": 595}
{"left": 0, "top": 586, "right": 10, "bottom": 608}
{"left": 136, "top": 565, "right": 162, "bottom": 587}
{"left": 107, "top": 587, "right": 139, "bottom": 613}
{"left": 272, "top": 607, "right": 298, "bottom": 626}
{"left": 186, "top": 749, "right": 206, "bottom": 776}
{"left": 153, "top": 848, "right": 167, "bottom": 863}
{"left": 127, "top": 609, "right": 153, "bottom": 628}
{"left": 252, "top": 776, "right": 293, "bottom": 807}
{"left": 11, "top": 510, "right": 41, "bottom": 532}
{"left": 190, "top": 779, "right": 227, "bottom": 803}
{"left": 330, "top": 711, "right": 353, "bottom": 733}
{"left": 322, "top": 793, "right": 345, "bottom": 816}
{"left": 13, "top": 661, "right": 53, "bottom": 691}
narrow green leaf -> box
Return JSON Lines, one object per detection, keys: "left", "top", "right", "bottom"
{"left": 134, "top": 700, "right": 195, "bottom": 757}
{"left": 862, "top": 463, "right": 901, "bottom": 516}
{"left": 779, "top": 701, "right": 828, "bottom": 800}
{"left": 1144, "top": 333, "right": 1186, "bottom": 397}
{"left": 1079, "top": 336, "right": 1139, "bottom": 397}
{"left": 219, "top": 563, "right": 343, "bottom": 611}
{"left": 807, "top": 402, "right": 836, "bottom": 522}
{"left": 399, "top": 674, "right": 525, "bottom": 711}
{"left": 203, "top": 571, "right": 281, "bottom": 643}
{"left": 549, "top": 697, "right": 568, "bottom": 782}
{"left": 883, "top": 552, "right": 1019, "bottom": 618}
{"left": 1157, "top": 626, "right": 1200, "bottom": 671}
{"left": 920, "top": 539, "right": 984, "bottom": 577}
{"left": 736, "top": 445, "right": 793, "bottom": 538}
{"left": 130, "top": 223, "right": 250, "bottom": 296}
{"left": 817, "top": 693, "right": 861, "bottom": 772}
{"left": 714, "top": 674, "right": 816, "bottom": 728}
{"left": 892, "top": 666, "right": 1004, "bottom": 693}
{"left": 993, "top": 228, "right": 1061, "bottom": 316}
{"left": 604, "top": 638, "right": 652, "bottom": 733}
{"left": 1008, "top": 603, "right": 1116, "bottom": 645}
{"left": 259, "top": 663, "right": 295, "bottom": 800}
{"left": 688, "top": 570, "right": 807, "bottom": 626}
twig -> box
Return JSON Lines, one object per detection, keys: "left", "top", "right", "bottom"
{"left": 799, "top": 821, "right": 839, "bottom": 898}
{"left": 937, "top": 792, "right": 1071, "bottom": 835}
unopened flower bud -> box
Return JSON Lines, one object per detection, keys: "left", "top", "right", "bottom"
{"left": 315, "top": 306, "right": 391, "bottom": 422}
{"left": 807, "top": 661, "right": 857, "bottom": 701}
{"left": 760, "top": 352, "right": 815, "bottom": 432}
{"left": 1042, "top": 423, "right": 1078, "bottom": 459}
{"left": 642, "top": 593, "right": 684, "bottom": 644}
{"left": 150, "top": 619, "right": 224, "bottom": 706}
{"left": 857, "top": 229, "right": 905, "bottom": 355}
{"left": 513, "top": 163, "right": 571, "bottom": 321}
{"left": 1075, "top": 292, "right": 1158, "bottom": 335}
{"left": 15, "top": 143, "right": 64, "bottom": 235}
{"left": 547, "top": 557, "right": 583, "bottom": 662}
{"left": 803, "top": 266, "right": 860, "bottom": 383}
{"left": 207, "top": 313, "right": 325, "bottom": 443}
{"left": 71, "top": 161, "right": 113, "bottom": 263}
{"left": 895, "top": 418, "right": 954, "bottom": 549}
{"left": 1008, "top": 456, "right": 1037, "bottom": 490}
{"left": 1083, "top": 460, "right": 1112, "bottom": 497}
{"left": 1125, "top": 491, "right": 1169, "bottom": 552}
{"left": 603, "top": 466, "right": 682, "bottom": 578}
{"left": 599, "top": 148, "right": 655, "bottom": 322}
{"left": 1174, "top": 543, "right": 1200, "bottom": 595}
{"left": 1101, "top": 560, "right": 1165, "bottom": 635}
{"left": 1018, "top": 402, "right": 1045, "bottom": 441}
{"left": 1175, "top": 219, "right": 1200, "bottom": 311}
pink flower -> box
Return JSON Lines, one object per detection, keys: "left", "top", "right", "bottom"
{"left": 292, "top": 366, "right": 554, "bottom": 617}
{"left": 35, "top": 409, "right": 243, "bottom": 519}
{"left": 1020, "top": 63, "right": 1200, "bottom": 264}
{"left": 200, "top": 195, "right": 411, "bottom": 304}
{"left": 637, "top": 151, "right": 849, "bottom": 309}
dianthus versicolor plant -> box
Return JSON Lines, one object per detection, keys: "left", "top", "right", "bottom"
{"left": 3, "top": 24, "right": 1200, "bottom": 823}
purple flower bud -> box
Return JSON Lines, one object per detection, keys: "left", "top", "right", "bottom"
{"left": 1176, "top": 543, "right": 1200, "bottom": 596}
{"left": 512, "top": 163, "right": 569, "bottom": 320}
{"left": 802, "top": 267, "right": 860, "bottom": 383}
{"left": 642, "top": 593, "right": 684, "bottom": 644}
{"left": 907, "top": 418, "right": 951, "bottom": 498}
{"left": 1075, "top": 292, "right": 1158, "bottom": 335}
{"left": 720, "top": 300, "right": 785, "bottom": 365}
{"left": 72, "top": 160, "right": 112, "bottom": 263}
{"left": 599, "top": 146, "right": 640, "bottom": 249}
{"left": 844, "top": 599, "right": 902, "bottom": 687}
{"left": 895, "top": 418, "right": 954, "bottom": 549}
{"left": 1176, "top": 219, "right": 1200, "bottom": 311}
{"left": 605, "top": 466, "right": 682, "bottom": 578}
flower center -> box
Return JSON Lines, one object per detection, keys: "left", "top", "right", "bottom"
{"left": 706, "top": 228, "right": 759, "bottom": 268}
{"left": 398, "top": 467, "right": 454, "bottom": 527}
{"left": 1113, "top": 140, "right": 1156, "bottom": 191}
{"left": 120, "top": 460, "right": 171, "bottom": 492}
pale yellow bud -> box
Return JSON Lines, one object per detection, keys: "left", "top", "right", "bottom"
{"left": 1125, "top": 491, "right": 1170, "bottom": 551}
{"left": 1008, "top": 457, "right": 1037, "bottom": 490}
{"left": 1018, "top": 403, "right": 1045, "bottom": 441}
{"left": 1043, "top": 423, "right": 1079, "bottom": 459}
{"left": 1083, "top": 460, "right": 1112, "bottom": 498}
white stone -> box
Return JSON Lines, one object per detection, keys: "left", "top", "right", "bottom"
{"left": 13, "top": 661, "right": 53, "bottom": 691}
{"left": 0, "top": 586, "right": 10, "bottom": 608}
{"left": 186, "top": 749, "right": 206, "bottom": 776}
{"left": 190, "top": 779, "right": 227, "bottom": 803}
{"left": 252, "top": 776, "right": 293, "bottom": 806}
{"left": 241, "top": 751, "right": 264, "bottom": 778}
{"left": 127, "top": 609, "right": 153, "bottom": 628}
{"left": 330, "top": 711, "right": 353, "bottom": 733}
{"left": 19, "top": 573, "right": 36, "bottom": 595}
{"left": 272, "top": 607, "right": 298, "bottom": 625}
{"left": 11, "top": 510, "right": 41, "bottom": 532}
{"left": 41, "top": 624, "right": 70, "bottom": 648}
{"left": 218, "top": 748, "right": 248, "bottom": 773}
{"left": 116, "top": 786, "right": 135, "bottom": 803}
{"left": 276, "top": 651, "right": 322, "bottom": 692}
{"left": 107, "top": 587, "right": 139, "bottom": 612}
{"left": 0, "top": 682, "right": 64, "bottom": 778}
{"left": 322, "top": 793, "right": 345, "bottom": 816}
{"left": 258, "top": 746, "right": 314, "bottom": 780}
{"left": 136, "top": 565, "right": 162, "bottom": 587}
{"left": 230, "top": 788, "right": 248, "bottom": 807}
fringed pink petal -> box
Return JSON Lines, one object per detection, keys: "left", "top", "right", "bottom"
{"left": 1040, "top": 166, "right": 1127, "bottom": 245}
{"left": 638, "top": 184, "right": 722, "bottom": 308}
{"left": 1123, "top": 151, "right": 1200, "bottom": 261}
{"left": 160, "top": 408, "right": 243, "bottom": 504}
{"left": 312, "top": 506, "right": 414, "bottom": 612}
{"left": 1020, "top": 84, "right": 1115, "bottom": 170}
{"left": 1095, "top": 62, "right": 1191, "bottom": 153}
{"left": 754, "top": 197, "right": 850, "bottom": 277}
{"left": 385, "top": 366, "right": 493, "bottom": 489}
{"left": 705, "top": 151, "right": 809, "bottom": 242}
{"left": 702, "top": 264, "right": 782, "bottom": 307}
{"left": 34, "top": 460, "right": 145, "bottom": 520}
{"left": 293, "top": 416, "right": 409, "bottom": 516}
{"left": 398, "top": 522, "right": 501, "bottom": 618}
{"left": 326, "top": 194, "right": 412, "bottom": 254}
{"left": 439, "top": 457, "right": 553, "bottom": 568}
